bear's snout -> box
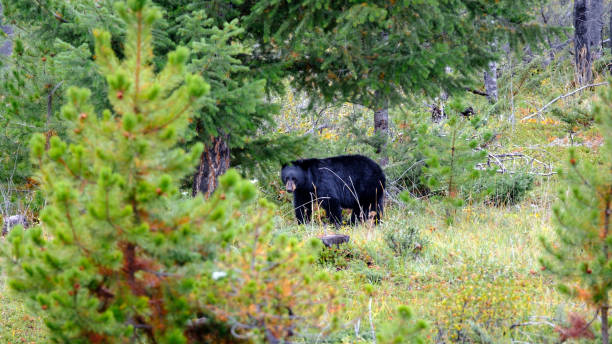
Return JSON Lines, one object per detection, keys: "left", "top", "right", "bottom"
{"left": 286, "top": 180, "right": 296, "bottom": 193}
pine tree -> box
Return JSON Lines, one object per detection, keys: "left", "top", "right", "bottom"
{"left": 1, "top": 0, "right": 305, "bottom": 196}
{"left": 170, "top": 10, "right": 304, "bottom": 196}
{"left": 540, "top": 82, "right": 612, "bottom": 344}
{"left": 412, "top": 100, "right": 493, "bottom": 224}
{"left": 0, "top": 0, "right": 122, "bottom": 183}
{"left": 218, "top": 0, "right": 544, "bottom": 163}
{"left": 1, "top": 2, "right": 341, "bottom": 342}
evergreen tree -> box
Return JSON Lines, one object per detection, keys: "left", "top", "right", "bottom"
{"left": 411, "top": 101, "right": 493, "bottom": 224}
{"left": 0, "top": 0, "right": 121, "bottom": 183}
{"left": 210, "top": 0, "right": 544, "bottom": 163}
{"left": 0, "top": 0, "right": 304, "bottom": 195}
{"left": 170, "top": 9, "right": 304, "bottom": 196}
{"left": 540, "top": 83, "right": 612, "bottom": 343}
{"left": 0, "top": 2, "right": 336, "bottom": 342}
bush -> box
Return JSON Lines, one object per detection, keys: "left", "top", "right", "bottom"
{"left": 484, "top": 173, "right": 534, "bottom": 206}
{"left": 318, "top": 242, "right": 374, "bottom": 270}
{"left": 384, "top": 227, "right": 428, "bottom": 258}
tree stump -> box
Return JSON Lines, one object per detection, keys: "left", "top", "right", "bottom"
{"left": 319, "top": 234, "right": 350, "bottom": 248}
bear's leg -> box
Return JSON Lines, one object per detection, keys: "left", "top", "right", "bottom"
{"left": 323, "top": 199, "right": 343, "bottom": 227}
{"left": 359, "top": 195, "right": 384, "bottom": 224}
{"left": 293, "top": 192, "right": 312, "bottom": 224}
{"left": 295, "top": 206, "right": 311, "bottom": 224}
{"left": 350, "top": 206, "right": 364, "bottom": 224}
{"left": 373, "top": 194, "right": 384, "bottom": 223}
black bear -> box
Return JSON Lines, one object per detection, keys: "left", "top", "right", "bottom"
{"left": 281, "top": 155, "right": 386, "bottom": 226}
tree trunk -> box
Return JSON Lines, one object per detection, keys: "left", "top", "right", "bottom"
{"left": 575, "top": 0, "right": 593, "bottom": 85}
{"left": 539, "top": 2, "right": 556, "bottom": 67}
{"left": 574, "top": 0, "right": 603, "bottom": 85}
{"left": 0, "top": 3, "right": 13, "bottom": 56}
{"left": 522, "top": 44, "right": 534, "bottom": 64}
{"left": 373, "top": 30, "right": 390, "bottom": 167}
{"left": 484, "top": 61, "right": 498, "bottom": 103}
{"left": 602, "top": 305, "right": 609, "bottom": 344}
{"left": 192, "top": 133, "right": 230, "bottom": 198}
{"left": 373, "top": 100, "right": 389, "bottom": 166}
{"left": 586, "top": 0, "right": 603, "bottom": 60}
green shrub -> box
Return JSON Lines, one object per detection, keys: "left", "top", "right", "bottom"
{"left": 484, "top": 173, "right": 535, "bottom": 206}
{"left": 318, "top": 242, "right": 374, "bottom": 270}
{"left": 384, "top": 227, "right": 428, "bottom": 258}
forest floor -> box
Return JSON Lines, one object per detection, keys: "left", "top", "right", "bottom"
{"left": 274, "top": 188, "right": 579, "bottom": 343}
{"left": 0, "top": 126, "right": 598, "bottom": 344}
{"left": 1, "top": 181, "right": 578, "bottom": 343}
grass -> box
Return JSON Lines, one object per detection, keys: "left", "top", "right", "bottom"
{"left": 0, "top": 188, "right": 583, "bottom": 343}
{"left": 0, "top": 276, "right": 46, "bottom": 343}
{"left": 271, "top": 179, "right": 586, "bottom": 343}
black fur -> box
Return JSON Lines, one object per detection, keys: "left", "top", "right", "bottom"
{"left": 281, "top": 155, "right": 386, "bottom": 226}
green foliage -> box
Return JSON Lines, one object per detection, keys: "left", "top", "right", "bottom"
{"left": 201, "top": 200, "right": 340, "bottom": 343}
{"left": 0, "top": 3, "right": 337, "bottom": 342}
{"left": 540, "top": 80, "right": 612, "bottom": 324}
{"left": 408, "top": 103, "right": 494, "bottom": 223}
{"left": 3, "top": 3, "right": 213, "bottom": 341}
{"left": 472, "top": 172, "right": 535, "bottom": 206}
{"left": 384, "top": 227, "right": 428, "bottom": 258}
{"left": 436, "top": 264, "right": 535, "bottom": 342}
{"left": 551, "top": 104, "right": 595, "bottom": 138}
{"left": 1, "top": 0, "right": 305, "bottom": 192}
{"left": 377, "top": 306, "right": 427, "bottom": 344}
{"left": 175, "top": 11, "right": 305, "bottom": 169}
{"left": 240, "top": 0, "right": 545, "bottom": 109}
{"left": 318, "top": 243, "right": 374, "bottom": 270}
{"left": 386, "top": 112, "right": 432, "bottom": 197}
{"left": 0, "top": 0, "right": 121, "bottom": 184}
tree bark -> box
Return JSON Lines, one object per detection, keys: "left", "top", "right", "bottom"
{"left": 483, "top": 61, "right": 498, "bottom": 103}
{"left": 603, "top": 305, "right": 609, "bottom": 344}
{"left": 586, "top": 0, "right": 603, "bottom": 60}
{"left": 574, "top": 0, "right": 603, "bottom": 85}
{"left": 192, "top": 133, "right": 230, "bottom": 198}
{"left": 539, "top": 2, "right": 556, "bottom": 67}
{"left": 575, "top": 0, "right": 593, "bottom": 85}
{"left": 373, "top": 102, "right": 389, "bottom": 166}
{"left": 0, "top": 3, "right": 13, "bottom": 56}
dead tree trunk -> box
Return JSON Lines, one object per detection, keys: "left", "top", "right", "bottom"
{"left": 539, "top": 2, "right": 556, "bottom": 67}
{"left": 575, "top": 0, "right": 593, "bottom": 85}
{"left": 373, "top": 31, "right": 390, "bottom": 167}
{"left": 192, "top": 133, "right": 230, "bottom": 198}
{"left": 484, "top": 61, "right": 498, "bottom": 103}
{"left": 574, "top": 0, "right": 603, "bottom": 85}
{"left": 587, "top": 0, "right": 604, "bottom": 60}
{"left": 373, "top": 99, "right": 389, "bottom": 166}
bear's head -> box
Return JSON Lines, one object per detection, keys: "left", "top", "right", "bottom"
{"left": 281, "top": 164, "right": 309, "bottom": 193}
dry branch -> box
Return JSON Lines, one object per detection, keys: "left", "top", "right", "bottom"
{"left": 524, "top": 81, "right": 608, "bottom": 120}
{"left": 476, "top": 152, "right": 556, "bottom": 176}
